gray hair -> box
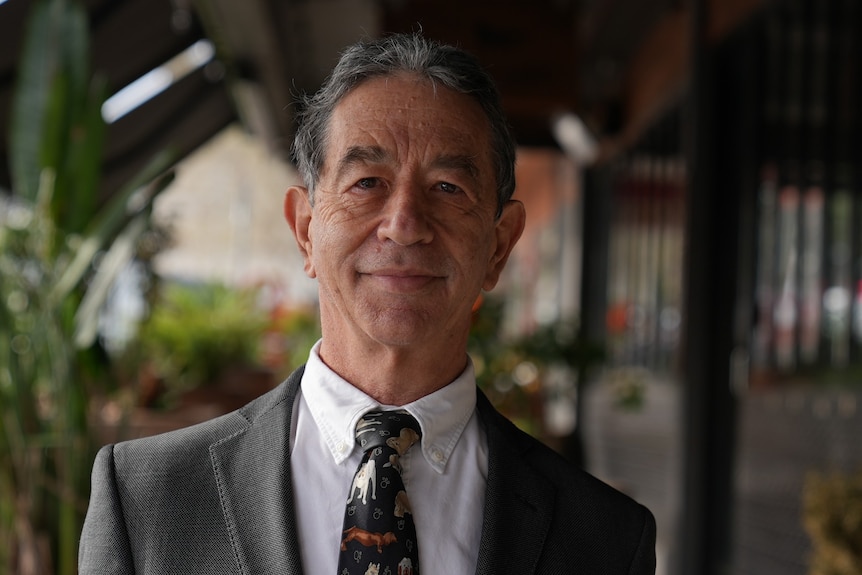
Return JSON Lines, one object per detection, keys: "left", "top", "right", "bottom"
{"left": 291, "top": 32, "right": 516, "bottom": 216}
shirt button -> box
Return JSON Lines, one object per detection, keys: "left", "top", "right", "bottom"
{"left": 432, "top": 449, "right": 444, "bottom": 462}
{"left": 336, "top": 442, "right": 347, "bottom": 453}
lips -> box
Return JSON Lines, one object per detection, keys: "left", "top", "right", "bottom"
{"left": 361, "top": 268, "right": 444, "bottom": 293}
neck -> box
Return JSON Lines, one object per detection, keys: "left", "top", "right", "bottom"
{"left": 318, "top": 339, "right": 468, "bottom": 406}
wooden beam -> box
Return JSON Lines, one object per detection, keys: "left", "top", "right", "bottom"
{"left": 591, "top": 0, "right": 767, "bottom": 163}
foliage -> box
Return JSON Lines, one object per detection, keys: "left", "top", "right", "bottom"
{"left": 468, "top": 295, "right": 604, "bottom": 438}
{"left": 468, "top": 297, "right": 540, "bottom": 434}
{"left": 601, "top": 366, "right": 649, "bottom": 410}
{"left": 0, "top": 1, "right": 174, "bottom": 573}
{"left": 265, "top": 304, "right": 321, "bottom": 378}
{"left": 132, "top": 282, "right": 270, "bottom": 403}
{"left": 803, "top": 470, "right": 862, "bottom": 575}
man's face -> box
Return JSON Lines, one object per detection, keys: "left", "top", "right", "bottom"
{"left": 288, "top": 73, "right": 524, "bottom": 352}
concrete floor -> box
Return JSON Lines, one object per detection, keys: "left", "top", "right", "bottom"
{"left": 582, "top": 373, "right": 862, "bottom": 575}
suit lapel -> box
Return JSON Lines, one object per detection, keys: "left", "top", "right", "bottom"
{"left": 207, "top": 373, "right": 555, "bottom": 575}
{"left": 209, "top": 369, "right": 305, "bottom": 574}
{"left": 475, "top": 391, "right": 555, "bottom": 575}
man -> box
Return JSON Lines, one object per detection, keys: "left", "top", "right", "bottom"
{"left": 79, "top": 33, "right": 656, "bottom": 574}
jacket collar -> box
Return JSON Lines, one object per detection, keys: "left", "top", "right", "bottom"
{"left": 208, "top": 371, "right": 555, "bottom": 575}
{"left": 209, "top": 369, "right": 305, "bottom": 574}
{"left": 475, "top": 390, "right": 556, "bottom": 575}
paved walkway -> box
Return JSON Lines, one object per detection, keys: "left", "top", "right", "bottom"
{"left": 582, "top": 375, "right": 862, "bottom": 575}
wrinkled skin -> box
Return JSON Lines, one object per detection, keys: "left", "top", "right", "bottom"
{"left": 285, "top": 73, "right": 525, "bottom": 405}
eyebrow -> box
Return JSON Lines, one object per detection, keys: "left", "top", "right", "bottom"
{"left": 333, "top": 145, "right": 482, "bottom": 183}
{"left": 334, "top": 145, "right": 390, "bottom": 181}
{"left": 433, "top": 154, "right": 481, "bottom": 182}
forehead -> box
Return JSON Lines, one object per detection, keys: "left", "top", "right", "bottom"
{"left": 323, "top": 74, "right": 494, "bottom": 172}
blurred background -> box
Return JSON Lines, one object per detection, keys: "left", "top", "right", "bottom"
{"left": 1, "top": 0, "right": 861, "bottom": 573}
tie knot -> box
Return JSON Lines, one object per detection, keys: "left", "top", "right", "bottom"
{"left": 355, "top": 410, "right": 421, "bottom": 455}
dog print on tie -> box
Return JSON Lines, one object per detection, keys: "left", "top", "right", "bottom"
{"left": 337, "top": 411, "right": 422, "bottom": 575}
{"left": 348, "top": 459, "right": 377, "bottom": 505}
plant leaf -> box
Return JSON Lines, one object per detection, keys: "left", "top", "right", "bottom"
{"left": 49, "top": 150, "right": 176, "bottom": 305}
{"left": 73, "top": 213, "right": 147, "bottom": 348}
{"left": 9, "top": 0, "right": 56, "bottom": 201}
{"left": 64, "top": 74, "right": 108, "bottom": 235}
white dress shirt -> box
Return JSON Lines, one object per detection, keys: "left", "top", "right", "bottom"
{"left": 290, "top": 340, "right": 488, "bottom": 574}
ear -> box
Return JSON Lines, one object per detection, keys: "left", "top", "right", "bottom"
{"left": 284, "top": 186, "right": 317, "bottom": 278}
{"left": 482, "top": 199, "right": 526, "bottom": 291}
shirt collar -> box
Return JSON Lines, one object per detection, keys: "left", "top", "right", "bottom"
{"left": 301, "top": 339, "right": 477, "bottom": 474}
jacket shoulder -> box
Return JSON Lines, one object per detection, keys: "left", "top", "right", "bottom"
{"left": 478, "top": 390, "right": 656, "bottom": 573}
{"left": 492, "top": 399, "right": 649, "bottom": 514}
{"left": 109, "top": 368, "right": 302, "bottom": 476}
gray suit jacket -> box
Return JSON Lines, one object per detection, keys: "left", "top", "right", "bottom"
{"left": 79, "top": 367, "right": 656, "bottom": 574}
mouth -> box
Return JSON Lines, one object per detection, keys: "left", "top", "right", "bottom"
{"left": 361, "top": 268, "right": 444, "bottom": 293}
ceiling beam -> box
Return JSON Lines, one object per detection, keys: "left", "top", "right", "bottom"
{"left": 192, "top": 0, "right": 297, "bottom": 156}
{"left": 584, "top": 0, "right": 768, "bottom": 163}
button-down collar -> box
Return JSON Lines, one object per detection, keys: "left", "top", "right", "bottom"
{"left": 302, "top": 340, "right": 477, "bottom": 474}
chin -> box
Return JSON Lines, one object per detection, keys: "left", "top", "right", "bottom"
{"left": 367, "top": 325, "right": 429, "bottom": 348}
{"left": 364, "top": 310, "right": 440, "bottom": 347}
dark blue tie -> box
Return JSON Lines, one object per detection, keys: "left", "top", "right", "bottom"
{"left": 337, "top": 410, "right": 421, "bottom": 575}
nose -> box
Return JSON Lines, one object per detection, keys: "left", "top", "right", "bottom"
{"left": 377, "top": 185, "right": 434, "bottom": 246}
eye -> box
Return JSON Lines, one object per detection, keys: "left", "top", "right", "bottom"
{"left": 437, "top": 181, "right": 461, "bottom": 194}
{"left": 356, "top": 177, "right": 379, "bottom": 189}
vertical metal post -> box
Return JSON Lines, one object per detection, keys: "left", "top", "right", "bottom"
{"left": 572, "top": 167, "right": 614, "bottom": 468}
{"left": 675, "top": 0, "right": 749, "bottom": 572}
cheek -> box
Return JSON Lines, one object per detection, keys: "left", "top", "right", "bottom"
{"left": 308, "top": 213, "right": 367, "bottom": 275}
{"left": 452, "top": 229, "right": 496, "bottom": 278}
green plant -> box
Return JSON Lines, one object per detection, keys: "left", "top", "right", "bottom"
{"left": 468, "top": 295, "right": 604, "bottom": 441}
{"left": 133, "top": 282, "right": 269, "bottom": 403}
{"left": 468, "top": 296, "right": 538, "bottom": 428}
{"left": 803, "top": 470, "right": 862, "bottom": 575}
{"left": 266, "top": 304, "right": 321, "bottom": 378}
{"left": 0, "top": 1, "right": 174, "bottom": 573}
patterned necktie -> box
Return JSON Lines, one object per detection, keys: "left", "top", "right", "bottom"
{"left": 338, "top": 410, "right": 422, "bottom": 575}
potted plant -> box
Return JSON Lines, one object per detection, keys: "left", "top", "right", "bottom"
{"left": 131, "top": 281, "right": 271, "bottom": 409}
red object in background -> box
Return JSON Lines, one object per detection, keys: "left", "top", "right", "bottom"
{"left": 606, "top": 303, "right": 628, "bottom": 335}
